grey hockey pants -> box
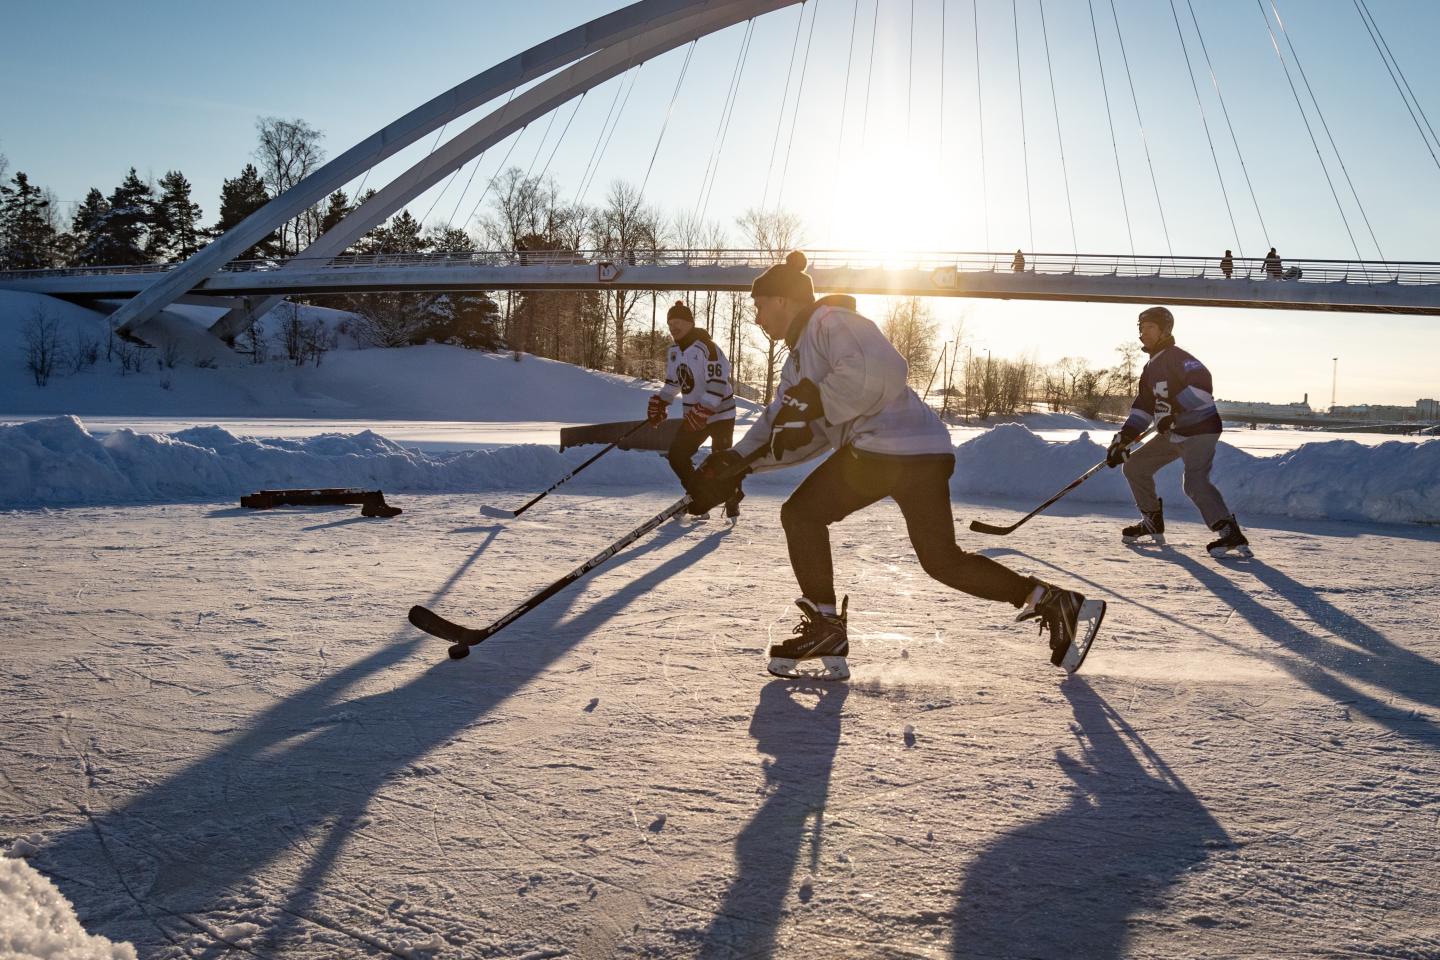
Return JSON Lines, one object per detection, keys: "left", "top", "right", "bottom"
{"left": 1122, "top": 431, "right": 1232, "bottom": 527}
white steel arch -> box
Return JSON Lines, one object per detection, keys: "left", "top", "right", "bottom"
{"left": 113, "top": 0, "right": 798, "bottom": 339}
{"left": 202, "top": 0, "right": 798, "bottom": 342}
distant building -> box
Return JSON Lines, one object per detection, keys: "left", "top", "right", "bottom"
{"left": 1418, "top": 398, "right": 1439, "bottom": 419}
{"left": 1216, "top": 396, "right": 1313, "bottom": 418}
{"left": 1328, "top": 403, "right": 1423, "bottom": 421}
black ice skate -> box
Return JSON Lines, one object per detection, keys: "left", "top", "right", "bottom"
{"left": 1206, "top": 515, "right": 1253, "bottom": 559}
{"left": 1016, "top": 583, "right": 1106, "bottom": 674}
{"left": 768, "top": 596, "right": 849, "bottom": 681}
{"left": 1121, "top": 500, "right": 1165, "bottom": 545}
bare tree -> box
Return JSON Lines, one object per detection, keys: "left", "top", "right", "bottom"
{"left": 881, "top": 297, "right": 938, "bottom": 387}
{"left": 254, "top": 117, "right": 325, "bottom": 255}
{"left": 23, "top": 308, "right": 61, "bottom": 386}
{"left": 592, "top": 180, "right": 660, "bottom": 374}
{"left": 736, "top": 207, "right": 806, "bottom": 402}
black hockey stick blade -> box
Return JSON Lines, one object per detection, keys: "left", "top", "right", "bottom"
{"left": 408, "top": 605, "right": 492, "bottom": 659}
{"left": 478, "top": 504, "right": 516, "bottom": 520}
{"left": 968, "top": 518, "right": 1020, "bottom": 536}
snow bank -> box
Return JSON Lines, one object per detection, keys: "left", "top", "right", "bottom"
{"left": 0, "top": 852, "right": 136, "bottom": 959}
{"left": 2, "top": 417, "right": 1435, "bottom": 524}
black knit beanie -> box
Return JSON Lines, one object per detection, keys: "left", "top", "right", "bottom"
{"left": 751, "top": 251, "right": 815, "bottom": 302}
{"left": 666, "top": 299, "right": 694, "bottom": 323}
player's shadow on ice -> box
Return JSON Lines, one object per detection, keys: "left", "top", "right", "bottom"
{"left": 1161, "top": 551, "right": 1440, "bottom": 747}
{"left": 36, "top": 520, "right": 727, "bottom": 955}
{"left": 697, "top": 680, "right": 848, "bottom": 960}
{"left": 951, "top": 679, "right": 1230, "bottom": 959}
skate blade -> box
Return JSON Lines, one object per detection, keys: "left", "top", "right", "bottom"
{"left": 1061, "top": 599, "right": 1106, "bottom": 674}
{"left": 1209, "top": 545, "right": 1254, "bottom": 560}
{"left": 767, "top": 655, "right": 849, "bottom": 681}
{"left": 1122, "top": 533, "right": 1165, "bottom": 545}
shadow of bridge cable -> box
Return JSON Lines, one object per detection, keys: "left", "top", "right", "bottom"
{"left": 696, "top": 680, "right": 849, "bottom": 960}
{"left": 985, "top": 546, "right": 1440, "bottom": 753}
{"left": 37, "top": 519, "right": 723, "bottom": 955}
{"left": 951, "top": 679, "right": 1229, "bottom": 959}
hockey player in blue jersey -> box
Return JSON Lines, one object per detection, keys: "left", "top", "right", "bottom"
{"left": 1106, "top": 306, "right": 1252, "bottom": 558}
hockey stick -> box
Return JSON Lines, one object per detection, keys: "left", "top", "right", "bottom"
{"left": 968, "top": 427, "right": 1156, "bottom": 536}
{"left": 414, "top": 447, "right": 762, "bottom": 659}
{"left": 480, "top": 419, "right": 653, "bottom": 519}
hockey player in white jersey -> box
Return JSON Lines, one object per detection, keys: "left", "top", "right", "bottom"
{"left": 646, "top": 300, "right": 743, "bottom": 520}
{"left": 684, "top": 252, "right": 1105, "bottom": 680}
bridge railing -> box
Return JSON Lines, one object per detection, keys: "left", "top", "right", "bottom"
{"left": 4, "top": 249, "right": 1440, "bottom": 286}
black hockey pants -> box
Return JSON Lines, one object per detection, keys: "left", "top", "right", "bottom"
{"left": 780, "top": 447, "right": 1035, "bottom": 608}
{"left": 667, "top": 418, "right": 743, "bottom": 511}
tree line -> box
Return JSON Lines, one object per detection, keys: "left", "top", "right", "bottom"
{"left": 3, "top": 125, "right": 1140, "bottom": 417}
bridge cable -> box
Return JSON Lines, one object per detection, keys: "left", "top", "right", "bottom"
{"left": 939, "top": 0, "right": 946, "bottom": 187}
{"left": 907, "top": 0, "right": 916, "bottom": 144}
{"left": 974, "top": 0, "right": 991, "bottom": 251}
{"left": 1165, "top": 0, "right": 1243, "bottom": 257}
{"left": 571, "top": 69, "right": 634, "bottom": 210}
{"left": 775, "top": 0, "right": 823, "bottom": 211}
{"left": 694, "top": 19, "right": 757, "bottom": 226}
{"left": 1038, "top": 0, "right": 1078, "bottom": 254}
{"left": 1254, "top": 0, "right": 1366, "bottom": 262}
{"left": 762, "top": 3, "right": 810, "bottom": 211}
{"left": 1354, "top": 0, "right": 1440, "bottom": 175}
{"left": 1270, "top": 1, "right": 1387, "bottom": 263}
{"left": 1086, "top": 0, "right": 1134, "bottom": 256}
{"left": 1184, "top": 0, "right": 1270, "bottom": 251}
{"left": 444, "top": 87, "right": 520, "bottom": 235}
{"left": 859, "top": 0, "right": 880, "bottom": 158}
{"left": 372, "top": 120, "right": 450, "bottom": 255}
{"left": 823, "top": 0, "right": 862, "bottom": 244}
{"left": 640, "top": 40, "right": 699, "bottom": 201}
{"left": 463, "top": 124, "right": 530, "bottom": 231}
{"left": 577, "top": 64, "right": 645, "bottom": 209}
{"left": 522, "top": 103, "right": 563, "bottom": 182}
{"left": 1108, "top": 0, "right": 1173, "bottom": 258}
{"left": 1012, "top": 0, "right": 1034, "bottom": 254}
{"left": 536, "top": 92, "right": 588, "bottom": 185}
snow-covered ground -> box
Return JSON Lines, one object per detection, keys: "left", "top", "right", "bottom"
{"left": 2, "top": 291, "right": 1438, "bottom": 957}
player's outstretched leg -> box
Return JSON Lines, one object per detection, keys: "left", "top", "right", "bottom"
{"left": 768, "top": 596, "right": 849, "bottom": 681}
{"left": 1121, "top": 499, "right": 1165, "bottom": 545}
{"left": 1016, "top": 582, "right": 1105, "bottom": 673}
{"left": 1206, "top": 514, "right": 1253, "bottom": 559}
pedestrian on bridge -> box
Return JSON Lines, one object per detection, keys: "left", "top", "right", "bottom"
{"left": 647, "top": 299, "right": 742, "bottom": 521}
{"left": 1220, "top": 250, "right": 1234, "bottom": 279}
{"left": 1263, "top": 247, "right": 1282, "bottom": 280}
{"left": 683, "top": 251, "right": 1106, "bottom": 680}
{"left": 1012, "top": 249, "right": 1026, "bottom": 273}
{"left": 1105, "top": 306, "right": 1252, "bottom": 558}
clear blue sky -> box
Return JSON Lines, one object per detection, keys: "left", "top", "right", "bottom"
{"left": 3, "top": 0, "right": 1438, "bottom": 406}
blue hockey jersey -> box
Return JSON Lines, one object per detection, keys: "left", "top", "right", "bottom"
{"left": 1119, "top": 344, "right": 1223, "bottom": 440}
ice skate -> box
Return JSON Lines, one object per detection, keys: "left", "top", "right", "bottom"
{"left": 1206, "top": 515, "right": 1253, "bottom": 559}
{"left": 1016, "top": 583, "right": 1105, "bottom": 674}
{"left": 768, "top": 596, "right": 849, "bottom": 681}
{"left": 1121, "top": 500, "right": 1165, "bottom": 545}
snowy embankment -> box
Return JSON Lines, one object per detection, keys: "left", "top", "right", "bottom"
{"left": 1, "top": 850, "right": 135, "bottom": 959}
{"left": 2, "top": 415, "right": 1435, "bottom": 525}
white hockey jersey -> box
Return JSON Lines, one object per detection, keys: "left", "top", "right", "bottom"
{"left": 657, "top": 330, "right": 736, "bottom": 421}
{"left": 734, "top": 296, "right": 953, "bottom": 470}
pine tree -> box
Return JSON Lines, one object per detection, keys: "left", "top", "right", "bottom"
{"left": 319, "top": 189, "right": 351, "bottom": 236}
{"left": 213, "top": 163, "right": 276, "bottom": 260}
{"left": 0, "top": 172, "right": 58, "bottom": 270}
{"left": 148, "top": 170, "right": 206, "bottom": 262}
{"left": 85, "top": 168, "right": 154, "bottom": 265}
{"left": 68, "top": 188, "right": 110, "bottom": 266}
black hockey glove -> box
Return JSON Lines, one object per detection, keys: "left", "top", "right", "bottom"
{"left": 1155, "top": 414, "right": 1175, "bottom": 434}
{"left": 768, "top": 378, "right": 824, "bottom": 459}
{"left": 647, "top": 394, "right": 667, "bottom": 427}
{"left": 1105, "top": 434, "right": 1133, "bottom": 468}
{"left": 686, "top": 449, "right": 749, "bottom": 515}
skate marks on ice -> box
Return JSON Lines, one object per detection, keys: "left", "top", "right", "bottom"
{"left": 29, "top": 521, "right": 727, "bottom": 957}
{"left": 951, "top": 680, "right": 1231, "bottom": 958}
{"left": 696, "top": 681, "right": 848, "bottom": 959}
